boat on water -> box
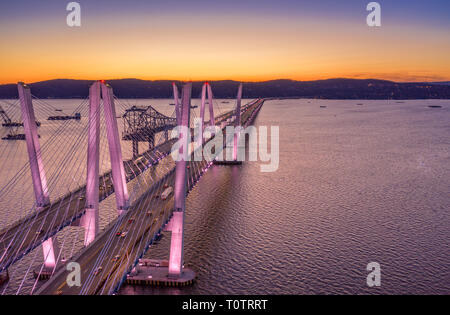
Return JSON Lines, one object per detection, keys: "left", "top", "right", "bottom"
{"left": 1, "top": 134, "right": 40, "bottom": 140}
{"left": 48, "top": 113, "right": 81, "bottom": 121}
{"left": 2, "top": 121, "right": 41, "bottom": 127}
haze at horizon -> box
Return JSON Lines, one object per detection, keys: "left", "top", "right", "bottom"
{"left": 0, "top": 0, "right": 449, "bottom": 84}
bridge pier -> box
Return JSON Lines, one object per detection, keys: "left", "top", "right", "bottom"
{"left": 198, "top": 83, "right": 207, "bottom": 146}
{"left": 81, "top": 81, "right": 101, "bottom": 246}
{"left": 173, "top": 82, "right": 181, "bottom": 126}
{"left": 168, "top": 82, "right": 192, "bottom": 279}
{"left": 18, "top": 82, "right": 60, "bottom": 272}
{"left": 102, "top": 83, "right": 130, "bottom": 216}
{"left": 233, "top": 83, "right": 243, "bottom": 162}
{"left": 214, "top": 83, "right": 244, "bottom": 165}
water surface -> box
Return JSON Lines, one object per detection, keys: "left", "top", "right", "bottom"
{"left": 1, "top": 99, "right": 449, "bottom": 294}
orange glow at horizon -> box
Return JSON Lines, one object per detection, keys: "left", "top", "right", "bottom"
{"left": 0, "top": 14, "right": 449, "bottom": 84}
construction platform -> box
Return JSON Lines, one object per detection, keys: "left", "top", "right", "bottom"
{"left": 125, "top": 259, "right": 195, "bottom": 287}
{"left": 33, "top": 270, "right": 53, "bottom": 281}
{"left": 47, "top": 113, "right": 81, "bottom": 121}
{"left": 33, "top": 267, "right": 54, "bottom": 280}
{"left": 2, "top": 134, "right": 40, "bottom": 141}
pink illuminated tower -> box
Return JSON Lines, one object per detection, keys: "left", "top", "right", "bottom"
{"left": 168, "top": 82, "right": 192, "bottom": 278}
{"left": 233, "top": 83, "right": 243, "bottom": 161}
{"left": 18, "top": 82, "right": 59, "bottom": 269}
{"left": 81, "top": 81, "right": 129, "bottom": 246}
{"left": 173, "top": 82, "right": 181, "bottom": 126}
{"left": 198, "top": 82, "right": 207, "bottom": 146}
{"left": 101, "top": 83, "right": 129, "bottom": 216}
{"left": 80, "top": 81, "right": 101, "bottom": 245}
{"left": 198, "top": 82, "right": 217, "bottom": 145}
{"left": 206, "top": 83, "right": 215, "bottom": 128}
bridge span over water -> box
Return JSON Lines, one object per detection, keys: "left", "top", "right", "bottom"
{"left": 0, "top": 81, "right": 264, "bottom": 295}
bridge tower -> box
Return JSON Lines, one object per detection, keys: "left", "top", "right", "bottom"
{"left": 233, "top": 83, "right": 243, "bottom": 162}
{"left": 214, "top": 83, "right": 243, "bottom": 165}
{"left": 172, "top": 82, "right": 181, "bottom": 126}
{"left": 102, "top": 83, "right": 129, "bottom": 216}
{"left": 207, "top": 83, "right": 215, "bottom": 130}
{"left": 18, "top": 82, "right": 60, "bottom": 271}
{"left": 80, "top": 81, "right": 130, "bottom": 246}
{"left": 198, "top": 82, "right": 216, "bottom": 146}
{"left": 80, "top": 81, "right": 101, "bottom": 245}
{"left": 168, "top": 82, "right": 192, "bottom": 278}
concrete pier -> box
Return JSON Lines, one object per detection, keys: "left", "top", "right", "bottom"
{"left": 125, "top": 259, "right": 195, "bottom": 287}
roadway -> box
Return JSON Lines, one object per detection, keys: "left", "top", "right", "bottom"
{"left": 0, "top": 138, "right": 177, "bottom": 272}
{"left": 36, "top": 99, "right": 265, "bottom": 295}
{"left": 36, "top": 156, "right": 208, "bottom": 295}
{"left": 0, "top": 98, "right": 264, "bottom": 274}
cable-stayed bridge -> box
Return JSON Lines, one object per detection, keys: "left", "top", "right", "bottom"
{"left": 0, "top": 81, "right": 264, "bottom": 295}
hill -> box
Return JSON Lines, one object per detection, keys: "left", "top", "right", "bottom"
{"left": 0, "top": 78, "right": 449, "bottom": 99}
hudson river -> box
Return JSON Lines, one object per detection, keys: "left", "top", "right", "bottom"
{"left": 1, "top": 99, "right": 448, "bottom": 294}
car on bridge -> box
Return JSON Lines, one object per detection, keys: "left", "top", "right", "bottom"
{"left": 94, "top": 266, "right": 103, "bottom": 276}
{"left": 161, "top": 187, "right": 173, "bottom": 200}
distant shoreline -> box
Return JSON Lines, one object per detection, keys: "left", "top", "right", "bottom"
{"left": 0, "top": 78, "right": 449, "bottom": 99}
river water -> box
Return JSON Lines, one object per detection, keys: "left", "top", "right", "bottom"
{"left": 1, "top": 99, "right": 449, "bottom": 294}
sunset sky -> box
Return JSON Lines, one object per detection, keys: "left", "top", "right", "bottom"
{"left": 0, "top": 0, "right": 449, "bottom": 84}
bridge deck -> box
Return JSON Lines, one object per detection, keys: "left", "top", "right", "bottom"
{"left": 35, "top": 99, "right": 265, "bottom": 295}
{"left": 0, "top": 98, "right": 265, "bottom": 294}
